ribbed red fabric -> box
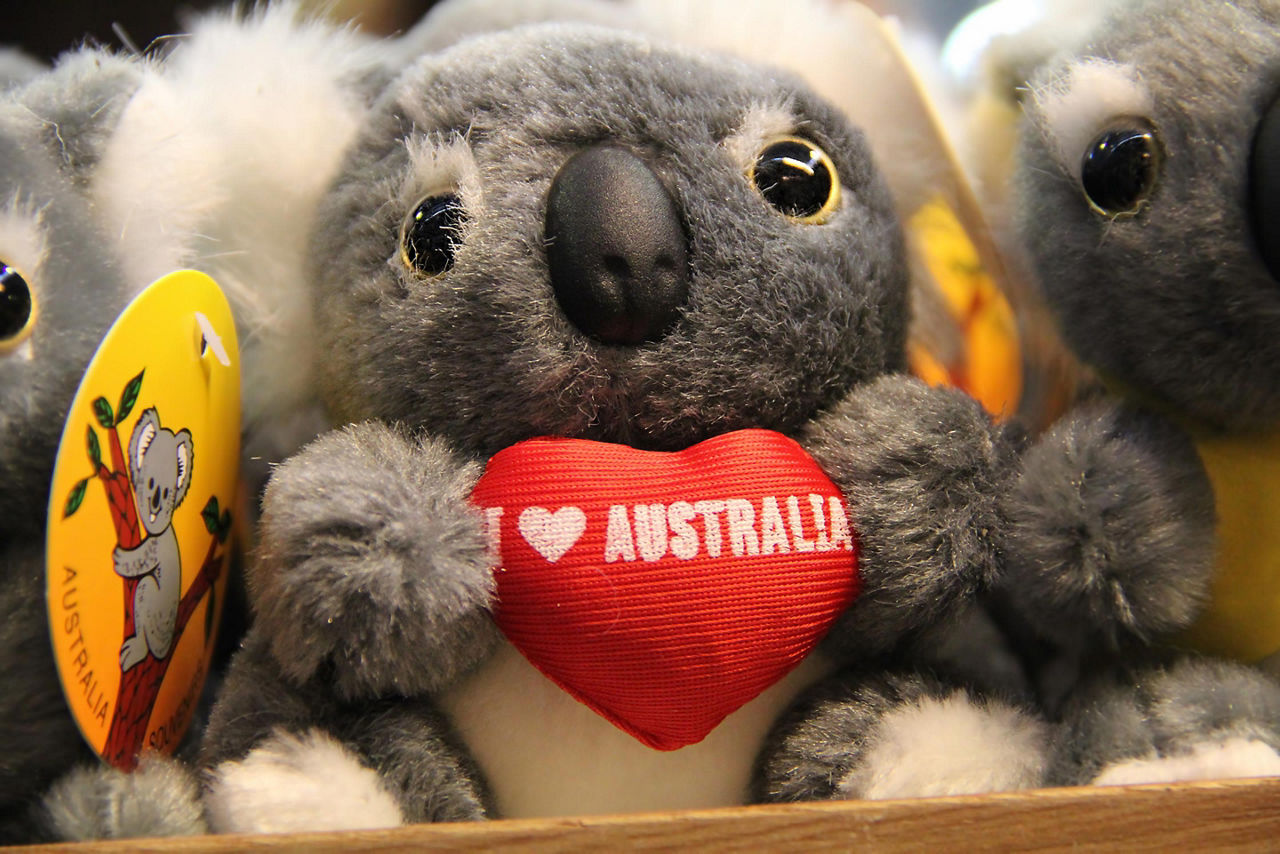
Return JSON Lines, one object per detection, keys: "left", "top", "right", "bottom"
{"left": 470, "top": 429, "right": 859, "bottom": 751}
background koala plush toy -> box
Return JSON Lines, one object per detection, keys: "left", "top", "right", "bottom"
{"left": 2, "top": 6, "right": 413, "bottom": 842}
{"left": 199, "top": 10, "right": 1051, "bottom": 832}
{"left": 1002, "top": 0, "right": 1280, "bottom": 784}
{"left": 0, "top": 51, "right": 207, "bottom": 844}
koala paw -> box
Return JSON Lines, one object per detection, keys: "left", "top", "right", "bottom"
{"left": 252, "top": 421, "right": 501, "bottom": 698}
{"left": 1055, "top": 656, "right": 1280, "bottom": 786}
{"left": 39, "top": 754, "right": 207, "bottom": 841}
{"left": 1003, "top": 400, "right": 1214, "bottom": 647}
{"left": 119, "top": 636, "right": 147, "bottom": 672}
{"left": 801, "top": 375, "right": 1014, "bottom": 652}
{"left": 839, "top": 691, "right": 1050, "bottom": 799}
{"left": 1092, "top": 738, "right": 1280, "bottom": 786}
{"left": 204, "top": 729, "right": 403, "bottom": 834}
{"left": 756, "top": 670, "right": 1050, "bottom": 802}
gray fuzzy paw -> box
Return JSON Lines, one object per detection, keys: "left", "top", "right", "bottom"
{"left": 1054, "top": 656, "right": 1280, "bottom": 786}
{"left": 801, "top": 375, "right": 1014, "bottom": 655}
{"left": 755, "top": 670, "right": 1049, "bottom": 802}
{"left": 1002, "top": 400, "right": 1214, "bottom": 648}
{"left": 251, "top": 421, "right": 500, "bottom": 699}
{"left": 38, "top": 754, "right": 207, "bottom": 841}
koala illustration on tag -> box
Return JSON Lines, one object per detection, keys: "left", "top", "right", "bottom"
{"left": 112, "top": 408, "right": 193, "bottom": 672}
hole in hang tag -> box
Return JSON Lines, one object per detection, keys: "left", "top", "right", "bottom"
{"left": 195, "top": 310, "right": 231, "bottom": 370}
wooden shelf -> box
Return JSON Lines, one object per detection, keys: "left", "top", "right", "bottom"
{"left": 16, "top": 776, "right": 1280, "bottom": 852}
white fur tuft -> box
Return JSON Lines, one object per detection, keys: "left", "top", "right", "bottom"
{"left": 840, "top": 692, "right": 1050, "bottom": 799}
{"left": 1092, "top": 737, "right": 1280, "bottom": 786}
{"left": 92, "top": 3, "right": 388, "bottom": 464}
{"left": 204, "top": 728, "right": 403, "bottom": 834}
{"left": 0, "top": 193, "right": 48, "bottom": 293}
{"left": 1030, "top": 59, "right": 1155, "bottom": 181}
{"left": 722, "top": 102, "right": 801, "bottom": 174}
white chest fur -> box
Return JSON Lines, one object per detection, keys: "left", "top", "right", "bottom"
{"left": 438, "top": 642, "right": 832, "bottom": 818}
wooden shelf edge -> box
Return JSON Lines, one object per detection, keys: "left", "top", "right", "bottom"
{"left": 16, "top": 776, "right": 1280, "bottom": 853}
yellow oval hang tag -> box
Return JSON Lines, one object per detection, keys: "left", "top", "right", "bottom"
{"left": 45, "top": 270, "right": 240, "bottom": 770}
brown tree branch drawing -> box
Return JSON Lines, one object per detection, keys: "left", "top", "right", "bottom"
{"left": 63, "top": 369, "right": 232, "bottom": 770}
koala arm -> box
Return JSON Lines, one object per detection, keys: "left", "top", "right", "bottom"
{"left": 1000, "top": 398, "right": 1215, "bottom": 652}
{"left": 250, "top": 420, "right": 501, "bottom": 701}
{"left": 798, "top": 374, "right": 1013, "bottom": 659}
{"left": 111, "top": 538, "right": 159, "bottom": 579}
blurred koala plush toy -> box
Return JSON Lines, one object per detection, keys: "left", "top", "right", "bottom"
{"left": 1003, "top": 0, "right": 1280, "bottom": 785}
{"left": 199, "top": 0, "right": 1055, "bottom": 833}
{"left": 1, "top": 5, "right": 404, "bottom": 842}
{"left": 0, "top": 52, "right": 210, "bottom": 844}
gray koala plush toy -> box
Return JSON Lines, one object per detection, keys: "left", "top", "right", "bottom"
{"left": 199, "top": 6, "right": 1053, "bottom": 832}
{"left": 1002, "top": 0, "right": 1280, "bottom": 784}
{"left": 0, "top": 51, "right": 208, "bottom": 843}
{"left": 2, "top": 6, "right": 405, "bottom": 840}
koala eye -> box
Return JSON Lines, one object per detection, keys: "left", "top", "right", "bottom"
{"left": 1250, "top": 94, "right": 1280, "bottom": 280}
{"left": 400, "top": 194, "right": 467, "bottom": 276}
{"left": 1079, "top": 119, "right": 1163, "bottom": 216}
{"left": 0, "top": 262, "right": 34, "bottom": 353}
{"left": 750, "top": 137, "right": 841, "bottom": 224}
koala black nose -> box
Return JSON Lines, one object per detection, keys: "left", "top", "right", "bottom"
{"left": 1251, "top": 94, "right": 1280, "bottom": 280}
{"left": 545, "top": 146, "right": 689, "bottom": 345}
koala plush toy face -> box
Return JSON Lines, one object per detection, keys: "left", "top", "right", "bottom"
{"left": 313, "top": 24, "right": 906, "bottom": 456}
{"left": 1016, "top": 0, "right": 1280, "bottom": 429}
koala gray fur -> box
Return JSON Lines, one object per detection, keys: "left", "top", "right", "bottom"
{"left": 202, "top": 13, "right": 1044, "bottom": 828}
{"left": 113, "top": 408, "right": 193, "bottom": 671}
{"left": 0, "top": 50, "right": 207, "bottom": 844}
{"left": 1003, "top": 0, "right": 1280, "bottom": 783}
{"left": 2, "top": 6, "right": 434, "bottom": 841}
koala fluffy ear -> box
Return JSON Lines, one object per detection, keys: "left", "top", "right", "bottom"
{"left": 129, "top": 408, "right": 161, "bottom": 481}
{"left": 396, "top": 0, "right": 647, "bottom": 55}
{"left": 173, "top": 429, "right": 193, "bottom": 508}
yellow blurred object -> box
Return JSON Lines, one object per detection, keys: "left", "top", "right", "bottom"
{"left": 1175, "top": 427, "right": 1280, "bottom": 666}
{"left": 907, "top": 197, "right": 1023, "bottom": 420}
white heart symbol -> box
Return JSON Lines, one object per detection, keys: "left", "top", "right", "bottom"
{"left": 517, "top": 506, "right": 587, "bottom": 563}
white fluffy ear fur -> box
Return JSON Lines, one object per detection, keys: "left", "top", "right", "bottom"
{"left": 839, "top": 692, "right": 1051, "bottom": 799}
{"left": 1091, "top": 738, "right": 1280, "bottom": 787}
{"left": 91, "top": 3, "right": 388, "bottom": 466}
{"left": 203, "top": 729, "right": 404, "bottom": 834}
{"left": 1028, "top": 59, "right": 1155, "bottom": 181}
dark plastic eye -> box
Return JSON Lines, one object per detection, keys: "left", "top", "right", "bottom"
{"left": 400, "top": 194, "right": 467, "bottom": 276}
{"left": 1080, "top": 121, "right": 1162, "bottom": 216}
{"left": 0, "top": 262, "right": 34, "bottom": 351}
{"left": 750, "top": 137, "right": 841, "bottom": 223}
{"left": 1250, "top": 94, "right": 1280, "bottom": 280}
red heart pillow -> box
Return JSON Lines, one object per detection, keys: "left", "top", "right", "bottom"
{"left": 470, "top": 428, "right": 859, "bottom": 750}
